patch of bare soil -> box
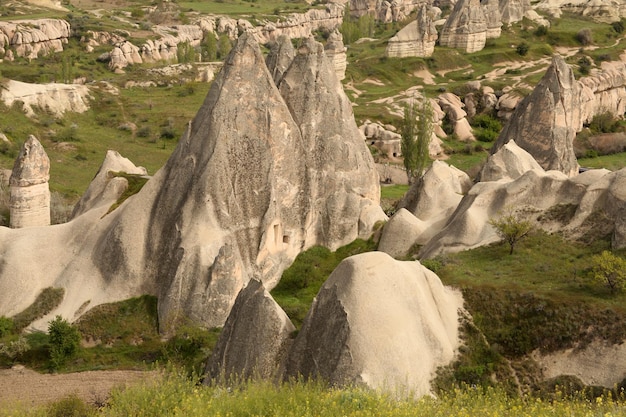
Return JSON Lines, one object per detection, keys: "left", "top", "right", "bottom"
{"left": 0, "top": 366, "right": 156, "bottom": 408}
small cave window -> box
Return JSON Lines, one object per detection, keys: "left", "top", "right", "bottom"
{"left": 283, "top": 235, "right": 290, "bottom": 244}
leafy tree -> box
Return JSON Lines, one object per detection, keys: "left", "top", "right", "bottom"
{"left": 400, "top": 99, "right": 432, "bottom": 185}
{"left": 217, "top": 34, "right": 232, "bottom": 59}
{"left": 489, "top": 210, "right": 532, "bottom": 255}
{"left": 48, "top": 316, "right": 81, "bottom": 370}
{"left": 176, "top": 41, "right": 196, "bottom": 64}
{"left": 590, "top": 251, "right": 626, "bottom": 294}
{"left": 202, "top": 31, "right": 217, "bottom": 61}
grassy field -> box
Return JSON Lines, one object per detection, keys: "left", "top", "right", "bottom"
{"left": 3, "top": 370, "right": 626, "bottom": 416}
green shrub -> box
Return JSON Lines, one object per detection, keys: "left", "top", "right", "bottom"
{"left": 162, "top": 325, "right": 221, "bottom": 375}
{"left": 516, "top": 42, "right": 529, "bottom": 56}
{"left": 587, "top": 111, "right": 621, "bottom": 134}
{"left": 576, "top": 28, "right": 593, "bottom": 46}
{"left": 48, "top": 315, "right": 81, "bottom": 370}
{"left": 0, "top": 316, "right": 14, "bottom": 337}
{"left": 534, "top": 25, "right": 548, "bottom": 37}
{"left": 0, "top": 336, "right": 30, "bottom": 363}
{"left": 47, "top": 395, "right": 94, "bottom": 417}
{"left": 590, "top": 251, "right": 626, "bottom": 294}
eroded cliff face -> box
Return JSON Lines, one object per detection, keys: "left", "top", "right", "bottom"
{"left": 439, "top": 0, "right": 488, "bottom": 53}
{"left": 385, "top": 4, "right": 438, "bottom": 58}
{"left": 348, "top": 0, "right": 427, "bottom": 23}
{"left": 0, "top": 33, "right": 382, "bottom": 335}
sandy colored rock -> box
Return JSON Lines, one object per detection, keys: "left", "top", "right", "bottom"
{"left": 0, "top": 33, "right": 381, "bottom": 335}
{"left": 480, "top": 140, "right": 543, "bottom": 182}
{"left": 266, "top": 35, "right": 295, "bottom": 85}
{"left": 386, "top": 4, "right": 438, "bottom": 58}
{"left": 324, "top": 29, "right": 347, "bottom": 80}
{"left": 9, "top": 136, "right": 50, "bottom": 228}
{"left": 492, "top": 55, "right": 580, "bottom": 177}
{"left": 348, "top": 0, "right": 425, "bottom": 23}
{"left": 1, "top": 80, "right": 91, "bottom": 118}
{"left": 499, "top": 0, "right": 531, "bottom": 24}
{"left": 0, "top": 19, "right": 70, "bottom": 60}
{"left": 378, "top": 208, "right": 425, "bottom": 258}
{"left": 286, "top": 251, "right": 462, "bottom": 397}
{"left": 206, "top": 279, "right": 295, "bottom": 380}
{"left": 439, "top": 0, "right": 487, "bottom": 53}
{"left": 71, "top": 150, "right": 148, "bottom": 219}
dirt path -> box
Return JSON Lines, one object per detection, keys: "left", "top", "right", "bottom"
{"left": 0, "top": 366, "right": 156, "bottom": 408}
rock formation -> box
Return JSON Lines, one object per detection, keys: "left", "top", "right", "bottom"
{"left": 259, "top": 4, "right": 344, "bottom": 42}
{"left": 285, "top": 251, "right": 463, "bottom": 397}
{"left": 378, "top": 208, "right": 426, "bottom": 257}
{"left": 0, "top": 80, "right": 91, "bottom": 118}
{"left": 348, "top": 0, "right": 426, "bottom": 23}
{"left": 0, "top": 19, "right": 70, "bottom": 60}
{"left": 479, "top": 140, "right": 542, "bottom": 182}
{"left": 0, "top": 33, "right": 382, "bottom": 334}
{"left": 499, "top": 0, "right": 531, "bottom": 24}
{"left": 438, "top": 93, "right": 475, "bottom": 141}
{"left": 9, "top": 136, "right": 50, "bottom": 229}
{"left": 324, "top": 29, "right": 347, "bottom": 80}
{"left": 70, "top": 150, "right": 148, "bottom": 220}
{"left": 386, "top": 4, "right": 438, "bottom": 58}
{"left": 492, "top": 55, "right": 580, "bottom": 177}
{"left": 482, "top": 0, "right": 502, "bottom": 38}
{"left": 361, "top": 120, "right": 402, "bottom": 158}
{"left": 205, "top": 279, "right": 295, "bottom": 381}
{"left": 535, "top": 0, "right": 626, "bottom": 22}
{"left": 266, "top": 35, "right": 296, "bottom": 85}
{"left": 439, "top": 0, "right": 487, "bottom": 53}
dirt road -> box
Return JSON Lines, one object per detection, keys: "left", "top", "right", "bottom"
{"left": 0, "top": 366, "right": 155, "bottom": 408}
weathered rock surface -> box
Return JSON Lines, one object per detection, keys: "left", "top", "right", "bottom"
{"left": 397, "top": 160, "right": 472, "bottom": 244}
{"left": 266, "top": 35, "right": 295, "bottom": 85}
{"left": 492, "top": 55, "right": 580, "bottom": 177}
{"left": 535, "top": 0, "right": 626, "bottom": 22}
{"left": 205, "top": 279, "right": 295, "bottom": 380}
{"left": 385, "top": 4, "right": 438, "bottom": 58}
{"left": 70, "top": 150, "right": 148, "bottom": 220}
{"left": 482, "top": 0, "right": 502, "bottom": 38}
{"left": 479, "top": 140, "right": 542, "bottom": 182}
{"left": 348, "top": 0, "right": 425, "bottom": 23}
{"left": 0, "top": 33, "right": 381, "bottom": 334}
{"left": 277, "top": 36, "right": 381, "bottom": 250}
{"left": 285, "top": 251, "right": 463, "bottom": 397}
{"left": 439, "top": 0, "right": 487, "bottom": 53}
{"left": 9, "top": 136, "right": 50, "bottom": 228}
{"left": 499, "top": 0, "right": 531, "bottom": 24}
{"left": 438, "top": 93, "right": 475, "bottom": 141}
{"left": 378, "top": 208, "right": 425, "bottom": 257}
{"left": 0, "top": 19, "right": 70, "bottom": 60}
{"left": 0, "top": 80, "right": 91, "bottom": 118}
{"left": 259, "top": 4, "right": 344, "bottom": 42}
{"left": 535, "top": 340, "right": 626, "bottom": 387}
{"left": 324, "top": 29, "right": 347, "bottom": 80}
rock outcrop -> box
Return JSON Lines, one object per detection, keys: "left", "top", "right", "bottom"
{"left": 205, "top": 279, "right": 295, "bottom": 380}
{"left": 324, "top": 29, "right": 347, "bottom": 80}
{"left": 266, "top": 35, "right": 295, "bottom": 85}
{"left": 348, "top": 0, "right": 426, "bottom": 23}
{"left": 0, "top": 80, "right": 91, "bottom": 118}
{"left": 386, "top": 4, "right": 438, "bottom": 58}
{"left": 492, "top": 55, "right": 580, "bottom": 177}
{"left": 70, "top": 150, "right": 148, "bottom": 219}
{"left": 535, "top": 0, "right": 626, "bottom": 22}
{"left": 499, "top": 0, "right": 531, "bottom": 24}
{"left": 479, "top": 140, "right": 542, "bottom": 182}
{"left": 439, "top": 0, "right": 487, "bottom": 53}
{"left": 438, "top": 93, "right": 475, "bottom": 141}
{"left": 285, "top": 251, "right": 463, "bottom": 397}
{"left": 378, "top": 208, "right": 425, "bottom": 257}
{"left": 0, "top": 19, "right": 70, "bottom": 60}
{"left": 9, "top": 136, "right": 50, "bottom": 229}
{"left": 0, "top": 33, "right": 382, "bottom": 334}
{"left": 260, "top": 4, "right": 344, "bottom": 42}
{"left": 482, "top": 0, "right": 502, "bottom": 38}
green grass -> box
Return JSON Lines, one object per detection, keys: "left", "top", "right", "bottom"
{"left": 5, "top": 370, "right": 626, "bottom": 417}
{"left": 12, "top": 288, "right": 65, "bottom": 332}
{"left": 178, "top": 0, "right": 312, "bottom": 16}
{"left": 579, "top": 152, "right": 626, "bottom": 170}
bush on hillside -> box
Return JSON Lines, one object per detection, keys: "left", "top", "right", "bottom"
{"left": 576, "top": 28, "right": 593, "bottom": 46}
{"left": 48, "top": 316, "right": 81, "bottom": 370}
{"left": 590, "top": 251, "right": 626, "bottom": 294}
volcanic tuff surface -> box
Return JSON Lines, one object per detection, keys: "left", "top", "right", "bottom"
{"left": 0, "top": 33, "right": 382, "bottom": 333}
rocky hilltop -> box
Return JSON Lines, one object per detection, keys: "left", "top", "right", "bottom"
{"left": 0, "top": 33, "right": 382, "bottom": 334}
